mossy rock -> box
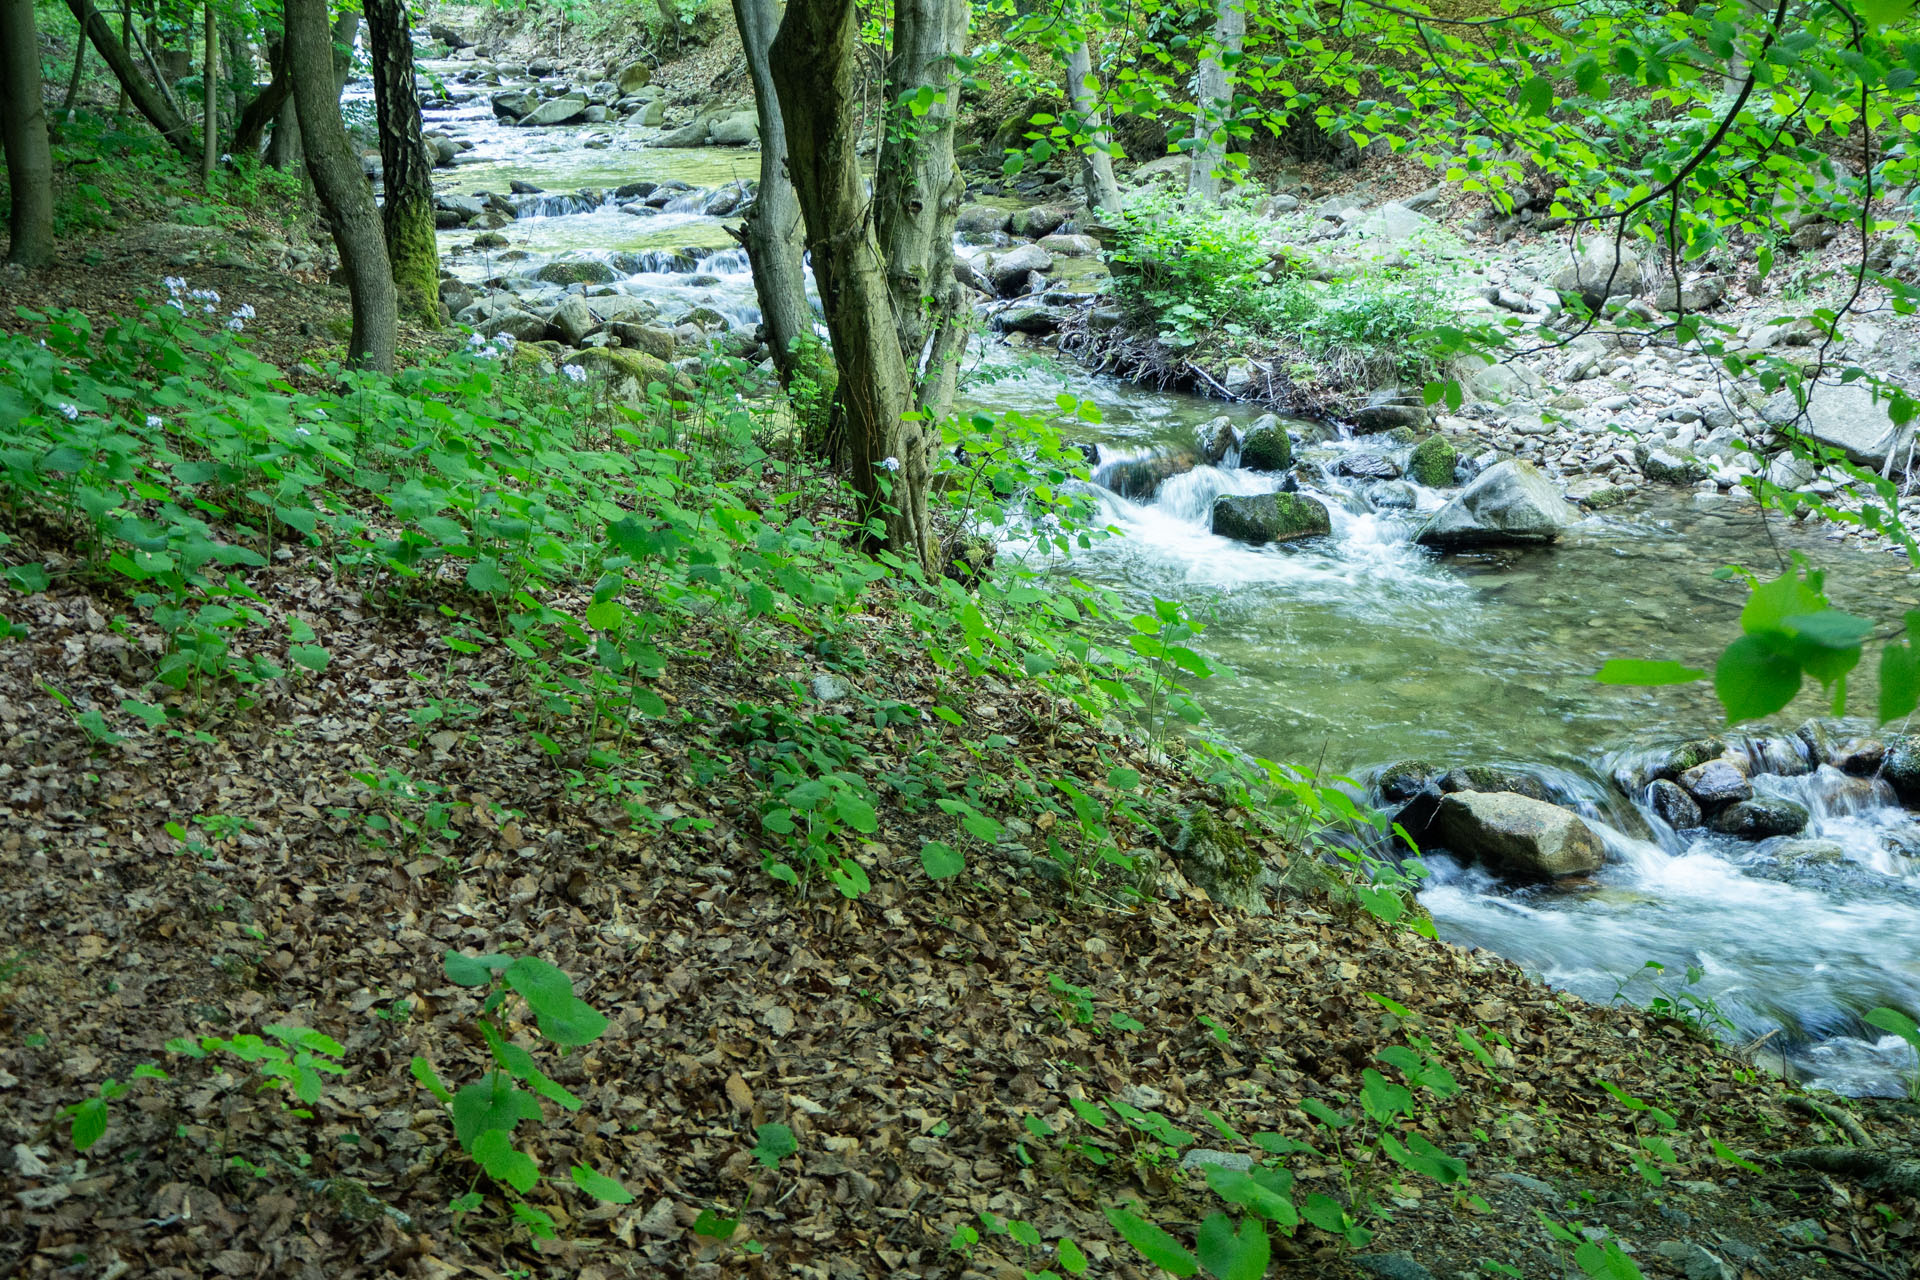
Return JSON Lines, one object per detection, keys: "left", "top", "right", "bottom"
{"left": 562, "top": 346, "right": 690, "bottom": 396}
{"left": 1210, "top": 491, "right": 1331, "bottom": 545}
{"left": 1376, "top": 759, "right": 1442, "bottom": 803}
{"left": 1238, "top": 419, "right": 1294, "bottom": 471}
{"left": 1167, "top": 807, "right": 1269, "bottom": 913}
{"left": 1408, "top": 433, "right": 1457, "bottom": 487}
{"left": 508, "top": 344, "right": 552, "bottom": 371}
{"left": 534, "top": 258, "right": 617, "bottom": 285}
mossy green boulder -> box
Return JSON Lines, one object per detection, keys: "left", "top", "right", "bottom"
{"left": 1409, "top": 433, "right": 1457, "bottom": 487}
{"left": 1210, "top": 491, "right": 1331, "bottom": 545}
{"left": 534, "top": 258, "right": 617, "bottom": 286}
{"left": 1238, "top": 416, "right": 1294, "bottom": 471}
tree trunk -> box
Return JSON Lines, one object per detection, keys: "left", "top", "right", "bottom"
{"left": 364, "top": 0, "right": 440, "bottom": 325}
{"left": 270, "top": 19, "right": 353, "bottom": 186}
{"left": 201, "top": 3, "right": 217, "bottom": 186}
{"left": 1065, "top": 34, "right": 1122, "bottom": 217}
{"left": 61, "top": 22, "right": 87, "bottom": 122}
{"left": 729, "top": 0, "right": 808, "bottom": 380}
{"left": 287, "top": 0, "right": 395, "bottom": 370}
{"left": 63, "top": 0, "right": 197, "bottom": 157}
{"left": 771, "top": 0, "right": 933, "bottom": 566}
{"left": 1187, "top": 0, "right": 1245, "bottom": 201}
{"left": 231, "top": 38, "right": 291, "bottom": 160}
{"left": 874, "top": 0, "right": 968, "bottom": 422}
{"left": 116, "top": 0, "right": 128, "bottom": 115}
{"left": 0, "top": 0, "right": 57, "bottom": 266}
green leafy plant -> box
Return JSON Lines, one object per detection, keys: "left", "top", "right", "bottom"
{"left": 1864, "top": 1006, "right": 1920, "bottom": 1100}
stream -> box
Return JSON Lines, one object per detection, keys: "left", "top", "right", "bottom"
{"left": 415, "top": 57, "right": 1920, "bottom": 1098}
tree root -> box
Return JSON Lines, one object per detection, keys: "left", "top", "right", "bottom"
{"left": 1786, "top": 1095, "right": 1876, "bottom": 1148}
{"left": 1775, "top": 1146, "right": 1920, "bottom": 1195}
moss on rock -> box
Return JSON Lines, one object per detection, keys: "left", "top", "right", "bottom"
{"left": 1409, "top": 433, "right": 1457, "bottom": 487}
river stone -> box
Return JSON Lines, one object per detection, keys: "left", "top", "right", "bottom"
{"left": 1238, "top": 416, "right": 1293, "bottom": 471}
{"left": 438, "top": 193, "right": 486, "bottom": 220}
{"left": 956, "top": 203, "right": 1012, "bottom": 235}
{"left": 611, "top": 322, "right": 676, "bottom": 359}
{"left": 1353, "top": 402, "right": 1427, "bottom": 433}
{"left": 1769, "top": 838, "right": 1847, "bottom": 865}
{"left": 546, "top": 295, "right": 599, "bottom": 346}
{"left": 1408, "top": 433, "right": 1456, "bottom": 487}
{"left": 1552, "top": 238, "right": 1643, "bottom": 312}
{"left": 987, "top": 244, "right": 1054, "bottom": 296}
{"left": 535, "top": 258, "right": 617, "bottom": 285}
{"left": 997, "top": 306, "right": 1066, "bottom": 335}
{"left": 615, "top": 60, "right": 652, "bottom": 94}
{"left": 477, "top": 307, "right": 548, "bottom": 342}
{"left": 1167, "top": 809, "right": 1272, "bottom": 912}
{"left": 1762, "top": 381, "right": 1918, "bottom": 471}
{"left": 491, "top": 90, "right": 535, "bottom": 120}
{"left": 1354, "top": 1256, "right": 1436, "bottom": 1280}
{"left": 562, "top": 347, "right": 687, "bottom": 398}
{"left": 1011, "top": 204, "right": 1070, "bottom": 238}
{"left": 1210, "top": 492, "right": 1332, "bottom": 545}
{"left": 1432, "top": 792, "right": 1606, "bottom": 879}
{"left": 1879, "top": 733, "right": 1920, "bottom": 803}
{"left": 1679, "top": 758, "right": 1752, "bottom": 807}
{"left": 1415, "top": 459, "right": 1576, "bottom": 548}
{"left": 1440, "top": 765, "right": 1549, "bottom": 802}
{"left": 638, "top": 99, "right": 668, "bottom": 127}
{"left": 1097, "top": 452, "right": 1197, "bottom": 499}
{"left": 650, "top": 114, "right": 716, "bottom": 147}
{"left": 1337, "top": 452, "right": 1402, "bottom": 480}
{"left": 1647, "top": 779, "right": 1702, "bottom": 830}
{"left": 709, "top": 111, "right": 759, "bottom": 146}
{"left": 1638, "top": 443, "right": 1711, "bottom": 483}
{"left": 520, "top": 94, "right": 588, "bottom": 126}
{"left": 471, "top": 231, "right": 509, "bottom": 249}
{"left": 1377, "top": 760, "right": 1442, "bottom": 804}
{"left": 1038, "top": 233, "right": 1100, "bottom": 256}
{"left": 1197, "top": 416, "right": 1236, "bottom": 465}
{"left": 429, "top": 21, "right": 472, "bottom": 46}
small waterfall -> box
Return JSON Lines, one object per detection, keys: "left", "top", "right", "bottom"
{"left": 513, "top": 190, "right": 610, "bottom": 218}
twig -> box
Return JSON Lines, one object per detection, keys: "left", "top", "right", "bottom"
{"left": 1785, "top": 1095, "right": 1874, "bottom": 1148}
{"left": 1786, "top": 1240, "right": 1901, "bottom": 1280}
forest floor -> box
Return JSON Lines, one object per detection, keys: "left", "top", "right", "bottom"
{"left": 2, "top": 31, "right": 1919, "bottom": 1276}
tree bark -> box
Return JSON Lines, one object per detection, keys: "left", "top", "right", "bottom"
{"left": 729, "top": 0, "right": 809, "bottom": 380}
{"left": 116, "top": 0, "right": 128, "bottom": 115}
{"left": 874, "top": 0, "right": 968, "bottom": 422}
{"left": 1065, "top": 33, "right": 1122, "bottom": 217}
{"left": 63, "top": 0, "right": 197, "bottom": 157}
{"left": 0, "top": 0, "right": 56, "bottom": 266}
{"left": 287, "top": 0, "right": 395, "bottom": 370}
{"left": 201, "top": 3, "right": 217, "bottom": 186}
{"left": 61, "top": 21, "right": 88, "bottom": 122}
{"left": 364, "top": 0, "right": 440, "bottom": 325}
{"left": 231, "top": 38, "right": 291, "bottom": 161}
{"left": 1187, "top": 0, "right": 1245, "bottom": 201}
{"left": 772, "top": 0, "right": 933, "bottom": 566}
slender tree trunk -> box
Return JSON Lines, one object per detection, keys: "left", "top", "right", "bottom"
{"left": 130, "top": 12, "right": 186, "bottom": 121}
{"left": 729, "top": 0, "right": 808, "bottom": 380}
{"left": 63, "top": 0, "right": 197, "bottom": 156}
{"left": 231, "top": 38, "right": 290, "bottom": 160}
{"left": 287, "top": 0, "right": 395, "bottom": 370}
{"left": 268, "top": 97, "right": 301, "bottom": 169}
{"left": 1065, "top": 34, "right": 1122, "bottom": 217}
{"left": 772, "top": 0, "right": 933, "bottom": 566}
{"left": 61, "top": 24, "right": 88, "bottom": 122}
{"left": 364, "top": 0, "right": 440, "bottom": 325}
{"left": 270, "top": 18, "right": 353, "bottom": 184}
{"left": 116, "top": 0, "right": 128, "bottom": 115}
{"left": 201, "top": 3, "right": 217, "bottom": 186}
{"left": 0, "top": 0, "right": 57, "bottom": 266}
{"left": 1187, "top": 0, "right": 1244, "bottom": 201}
{"left": 874, "top": 0, "right": 968, "bottom": 423}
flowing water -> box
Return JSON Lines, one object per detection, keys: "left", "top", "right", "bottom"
{"left": 419, "top": 62, "right": 1920, "bottom": 1096}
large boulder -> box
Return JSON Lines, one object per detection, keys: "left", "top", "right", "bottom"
{"left": 1711, "top": 797, "right": 1809, "bottom": 839}
{"left": 986, "top": 244, "right": 1054, "bottom": 296}
{"left": 1637, "top": 444, "right": 1711, "bottom": 484}
{"left": 955, "top": 204, "right": 1012, "bottom": 235}
{"left": 490, "top": 91, "right": 536, "bottom": 121}
{"left": 1880, "top": 733, "right": 1920, "bottom": 804}
{"left": 546, "top": 295, "right": 599, "bottom": 346}
{"left": 649, "top": 114, "right": 716, "bottom": 147}
{"left": 1679, "top": 758, "right": 1752, "bottom": 807}
{"left": 1762, "top": 381, "right": 1917, "bottom": 471}
{"left": 1408, "top": 434, "right": 1457, "bottom": 487}
{"left": 1647, "top": 779, "right": 1702, "bottom": 830}
{"left": 1353, "top": 400, "right": 1427, "bottom": 434}
{"left": 1011, "top": 204, "right": 1071, "bottom": 239}
{"left": 1551, "top": 239, "right": 1644, "bottom": 312}
{"left": 534, "top": 258, "right": 617, "bottom": 285}
{"left": 1415, "top": 460, "right": 1576, "bottom": 548}
{"left": 1096, "top": 451, "right": 1197, "bottom": 499}
{"left": 562, "top": 347, "right": 688, "bottom": 399}
{"left": 708, "top": 111, "right": 759, "bottom": 146}
{"left": 611, "top": 322, "right": 677, "bottom": 360}
{"left": 1238, "top": 415, "right": 1293, "bottom": 471}
{"left": 476, "top": 307, "right": 548, "bottom": 342}
{"left": 615, "top": 60, "right": 652, "bottom": 94}
{"left": 1431, "top": 792, "right": 1606, "bottom": 879}
{"left": 1197, "top": 416, "right": 1236, "bottom": 465}
{"left": 520, "top": 94, "right": 589, "bottom": 127}
{"left": 1439, "top": 765, "right": 1549, "bottom": 802}
{"left": 1210, "top": 492, "right": 1332, "bottom": 545}
{"left": 429, "top": 22, "right": 473, "bottom": 47}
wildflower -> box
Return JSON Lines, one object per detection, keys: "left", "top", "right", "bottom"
{"left": 57, "top": 403, "right": 79, "bottom": 421}
{"left": 227, "top": 317, "right": 245, "bottom": 331}
{"left": 163, "top": 276, "right": 186, "bottom": 294}
{"left": 204, "top": 304, "right": 216, "bottom": 315}
{"left": 166, "top": 298, "right": 185, "bottom": 311}
{"left": 879, "top": 456, "right": 901, "bottom": 472}
{"left": 232, "top": 304, "right": 256, "bottom": 321}
{"left": 295, "top": 427, "right": 312, "bottom": 436}
{"left": 562, "top": 363, "right": 588, "bottom": 383}
{"left": 146, "top": 415, "right": 163, "bottom": 429}
{"left": 220, "top": 153, "right": 232, "bottom": 164}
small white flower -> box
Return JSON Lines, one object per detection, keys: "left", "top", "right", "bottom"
{"left": 226, "top": 317, "right": 245, "bottom": 331}
{"left": 57, "top": 403, "right": 79, "bottom": 421}
{"left": 163, "top": 276, "right": 186, "bottom": 294}
{"left": 146, "top": 415, "right": 163, "bottom": 429}
{"left": 233, "top": 304, "right": 256, "bottom": 321}
{"left": 166, "top": 298, "right": 185, "bottom": 311}
{"left": 562, "top": 363, "right": 587, "bottom": 383}
{"left": 220, "top": 153, "right": 232, "bottom": 164}
{"left": 879, "top": 456, "right": 901, "bottom": 472}
{"left": 312, "top": 408, "right": 327, "bottom": 419}
{"left": 203, "top": 304, "right": 216, "bottom": 315}
{"left": 295, "top": 426, "right": 312, "bottom": 436}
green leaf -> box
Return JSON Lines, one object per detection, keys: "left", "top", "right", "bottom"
{"left": 1518, "top": 75, "right": 1554, "bottom": 117}
{"left": 1204, "top": 1166, "right": 1298, "bottom": 1227}
{"left": 1106, "top": 767, "right": 1141, "bottom": 791}
{"left": 751, "top": 1122, "right": 797, "bottom": 1169}
{"left": 1299, "top": 1097, "right": 1350, "bottom": 1129}
{"left": 1110, "top": 1011, "right": 1146, "bottom": 1033}
{"left": 471, "top": 1128, "right": 539, "bottom": 1192}
{"left": 68, "top": 1096, "right": 108, "bottom": 1151}
{"left": 1865, "top": 1005, "right": 1920, "bottom": 1049}
{"left": 442, "top": 950, "right": 509, "bottom": 986}
{"left": 1068, "top": 1096, "right": 1109, "bottom": 1129}
{"left": 1880, "top": 642, "right": 1920, "bottom": 723}
{"left": 921, "top": 840, "right": 965, "bottom": 879}
{"left": 5, "top": 562, "right": 51, "bottom": 593}
{"left": 833, "top": 792, "right": 879, "bottom": 834}
{"left": 1058, "top": 1236, "right": 1089, "bottom": 1275}
{"left": 465, "top": 558, "right": 511, "bottom": 594}
{"left": 1195, "top": 1213, "right": 1270, "bottom": 1280}
{"left": 1858, "top": 0, "right": 1914, "bottom": 28}
{"left": 289, "top": 644, "right": 330, "bottom": 672}
{"left": 1299, "top": 1192, "right": 1351, "bottom": 1233}
{"left": 1103, "top": 1204, "right": 1198, "bottom": 1276}
{"left": 512, "top": 1200, "right": 557, "bottom": 1240}
{"left": 120, "top": 699, "right": 168, "bottom": 728}
{"left": 450, "top": 1074, "right": 544, "bottom": 1146}
{"left": 411, "top": 1055, "right": 453, "bottom": 1105}
{"left": 1594, "top": 660, "right": 1705, "bottom": 686}
{"left": 1571, "top": 55, "right": 1608, "bottom": 99}
{"left": 1715, "top": 634, "right": 1801, "bottom": 723}
{"left": 693, "top": 1207, "right": 740, "bottom": 1239}
{"left": 570, "top": 1164, "right": 636, "bottom": 1203}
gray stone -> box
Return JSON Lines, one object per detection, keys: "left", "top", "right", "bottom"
{"left": 1416, "top": 460, "right": 1576, "bottom": 548}
{"left": 1762, "top": 381, "right": 1918, "bottom": 471}
{"left": 1769, "top": 838, "right": 1847, "bottom": 865}
{"left": 1096, "top": 452, "right": 1197, "bottom": 499}
{"left": 1679, "top": 758, "right": 1752, "bottom": 807}
{"left": 490, "top": 90, "right": 535, "bottom": 120}
{"left": 708, "top": 111, "right": 759, "bottom": 146}
{"left": 811, "top": 674, "right": 850, "bottom": 703}
{"left": 520, "top": 94, "right": 588, "bottom": 126}
{"left": 1197, "top": 416, "right": 1236, "bottom": 465}
{"left": 986, "top": 244, "right": 1054, "bottom": 296}
{"left": 1178, "top": 1148, "right": 1253, "bottom": 1176}
{"left": 1354, "top": 1255, "right": 1436, "bottom": 1280}
{"left": 1377, "top": 760, "right": 1442, "bottom": 804}
{"left": 649, "top": 114, "right": 716, "bottom": 147}
{"left": 1654, "top": 275, "right": 1729, "bottom": 311}
{"left": 1878, "top": 733, "right": 1920, "bottom": 803}
{"left": 615, "top": 60, "right": 652, "bottom": 94}
{"left": 1132, "top": 154, "right": 1191, "bottom": 185}
{"left": 1440, "top": 765, "right": 1549, "bottom": 802}
{"left": 1647, "top": 779, "right": 1702, "bottom": 830}
{"left": 1337, "top": 452, "right": 1402, "bottom": 480}
{"left": 955, "top": 204, "right": 1012, "bottom": 235}
{"left": 1210, "top": 492, "right": 1332, "bottom": 545}
{"left": 638, "top": 99, "right": 668, "bottom": 127}
{"left": 1347, "top": 202, "right": 1434, "bottom": 244}
{"left": 546, "top": 294, "right": 599, "bottom": 346}
{"left": 1638, "top": 444, "right": 1711, "bottom": 484}
{"left": 1011, "top": 204, "right": 1070, "bottom": 239}
{"left": 1432, "top": 792, "right": 1606, "bottom": 879}
{"left": 1684, "top": 1245, "right": 1739, "bottom": 1280}
{"left": 996, "top": 305, "right": 1066, "bottom": 335}
{"left": 1712, "top": 796, "right": 1808, "bottom": 839}
{"left": 534, "top": 258, "right": 617, "bottom": 285}
{"left": 1037, "top": 233, "right": 1100, "bottom": 257}
{"left": 1353, "top": 401, "right": 1427, "bottom": 433}
{"left": 477, "top": 308, "right": 548, "bottom": 342}
{"left": 1552, "top": 238, "right": 1644, "bottom": 311}
{"left": 1238, "top": 416, "right": 1293, "bottom": 471}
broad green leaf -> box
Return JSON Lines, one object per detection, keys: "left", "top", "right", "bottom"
{"left": 1714, "top": 634, "right": 1801, "bottom": 723}
{"left": 512, "top": 1200, "right": 557, "bottom": 1240}
{"left": 450, "top": 1074, "right": 544, "bottom": 1146}
{"left": 472, "top": 1128, "right": 539, "bottom": 1192}
{"left": 1195, "top": 1213, "right": 1270, "bottom": 1280}
{"left": 68, "top": 1097, "right": 108, "bottom": 1151}
{"left": 1204, "top": 1165, "right": 1298, "bottom": 1227}
{"left": 833, "top": 792, "right": 879, "bottom": 834}
{"left": 1865, "top": 1005, "right": 1920, "bottom": 1048}
{"left": 1880, "top": 643, "right": 1920, "bottom": 723}
{"left": 289, "top": 644, "right": 330, "bottom": 672}
{"left": 1518, "top": 75, "right": 1554, "bottom": 116}
{"left": 1594, "top": 659, "right": 1704, "bottom": 686}
{"left": 1103, "top": 1204, "right": 1198, "bottom": 1276}
{"left": 751, "top": 1122, "right": 797, "bottom": 1169}
{"left": 1299, "top": 1097, "right": 1350, "bottom": 1129}
{"left": 411, "top": 1055, "right": 453, "bottom": 1105}
{"left": 504, "top": 955, "right": 574, "bottom": 1016}
{"left": 442, "top": 950, "right": 509, "bottom": 987}
{"left": 1058, "top": 1236, "right": 1089, "bottom": 1275}
{"left": 570, "top": 1163, "right": 636, "bottom": 1203}
{"left": 921, "top": 840, "right": 965, "bottom": 879}
{"left": 465, "top": 558, "right": 511, "bottom": 594}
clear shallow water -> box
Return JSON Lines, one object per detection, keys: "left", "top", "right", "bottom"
{"left": 421, "top": 70, "right": 1920, "bottom": 1096}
